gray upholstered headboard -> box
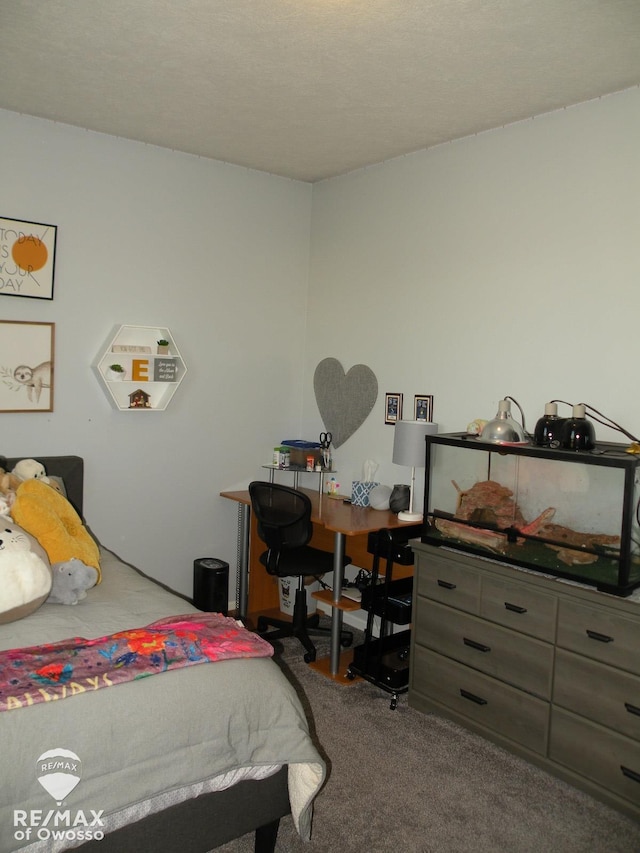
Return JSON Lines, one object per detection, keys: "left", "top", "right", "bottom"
{"left": 1, "top": 455, "right": 84, "bottom": 516}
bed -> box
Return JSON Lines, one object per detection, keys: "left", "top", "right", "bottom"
{"left": 0, "top": 456, "right": 325, "bottom": 853}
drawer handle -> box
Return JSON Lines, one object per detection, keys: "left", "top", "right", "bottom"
{"left": 437, "top": 579, "right": 457, "bottom": 590}
{"left": 460, "top": 688, "right": 487, "bottom": 706}
{"left": 463, "top": 637, "right": 491, "bottom": 653}
{"left": 625, "top": 702, "right": 640, "bottom": 717}
{"left": 621, "top": 765, "right": 640, "bottom": 784}
{"left": 586, "top": 629, "right": 614, "bottom": 644}
{"left": 504, "top": 602, "right": 527, "bottom": 614}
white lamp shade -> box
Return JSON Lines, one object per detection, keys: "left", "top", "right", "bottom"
{"left": 392, "top": 420, "right": 438, "bottom": 522}
{"left": 392, "top": 420, "right": 438, "bottom": 467}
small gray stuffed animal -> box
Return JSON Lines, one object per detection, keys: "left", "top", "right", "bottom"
{"left": 47, "top": 559, "right": 98, "bottom": 605}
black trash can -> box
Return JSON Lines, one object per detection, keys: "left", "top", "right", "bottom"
{"left": 193, "top": 558, "right": 229, "bottom": 615}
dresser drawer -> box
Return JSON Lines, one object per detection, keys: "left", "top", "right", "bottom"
{"left": 550, "top": 707, "right": 640, "bottom": 807}
{"left": 480, "top": 575, "right": 557, "bottom": 642}
{"left": 415, "top": 599, "right": 553, "bottom": 699}
{"left": 416, "top": 551, "right": 480, "bottom": 614}
{"left": 557, "top": 599, "right": 640, "bottom": 675}
{"left": 554, "top": 648, "right": 640, "bottom": 741}
{"left": 412, "top": 645, "right": 549, "bottom": 754}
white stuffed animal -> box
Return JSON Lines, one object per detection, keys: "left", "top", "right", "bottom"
{"left": 0, "top": 521, "right": 52, "bottom": 624}
{"left": 12, "top": 458, "right": 51, "bottom": 485}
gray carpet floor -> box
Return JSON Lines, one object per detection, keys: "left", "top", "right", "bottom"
{"left": 216, "top": 623, "right": 640, "bottom": 853}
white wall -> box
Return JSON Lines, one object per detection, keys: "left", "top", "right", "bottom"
{"left": 0, "top": 110, "right": 313, "bottom": 597}
{"left": 304, "top": 88, "right": 640, "bottom": 506}
{"left": 2, "top": 86, "right": 638, "bottom": 603}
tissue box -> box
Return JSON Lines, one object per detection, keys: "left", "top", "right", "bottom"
{"left": 351, "top": 481, "right": 380, "bottom": 507}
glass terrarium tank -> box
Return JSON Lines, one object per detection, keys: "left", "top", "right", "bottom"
{"left": 421, "top": 433, "right": 640, "bottom": 596}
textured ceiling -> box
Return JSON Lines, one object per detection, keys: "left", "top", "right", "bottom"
{"left": 1, "top": 0, "right": 640, "bottom": 182}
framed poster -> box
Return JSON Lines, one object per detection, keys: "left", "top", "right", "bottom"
{"left": 414, "top": 394, "right": 434, "bottom": 422}
{"left": 385, "top": 392, "right": 403, "bottom": 425}
{"left": 0, "top": 321, "right": 55, "bottom": 412}
{"left": 0, "top": 216, "right": 57, "bottom": 300}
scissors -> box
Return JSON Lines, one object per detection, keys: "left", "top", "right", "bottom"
{"left": 319, "top": 432, "right": 332, "bottom": 449}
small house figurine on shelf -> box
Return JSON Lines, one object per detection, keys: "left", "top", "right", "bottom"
{"left": 106, "top": 364, "right": 126, "bottom": 381}
{"left": 157, "top": 339, "right": 170, "bottom": 355}
{"left": 129, "top": 388, "right": 151, "bottom": 409}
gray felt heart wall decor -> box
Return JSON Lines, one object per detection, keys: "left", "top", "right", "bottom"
{"left": 313, "top": 357, "right": 378, "bottom": 448}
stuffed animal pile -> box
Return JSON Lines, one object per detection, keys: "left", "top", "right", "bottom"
{"left": 0, "top": 458, "right": 100, "bottom": 622}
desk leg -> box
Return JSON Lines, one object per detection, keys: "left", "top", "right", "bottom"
{"left": 237, "top": 504, "right": 250, "bottom": 621}
{"left": 330, "top": 531, "right": 346, "bottom": 676}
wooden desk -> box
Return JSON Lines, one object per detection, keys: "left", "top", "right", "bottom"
{"left": 221, "top": 487, "right": 415, "bottom": 677}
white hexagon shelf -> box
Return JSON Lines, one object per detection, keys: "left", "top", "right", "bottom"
{"left": 94, "top": 325, "right": 187, "bottom": 411}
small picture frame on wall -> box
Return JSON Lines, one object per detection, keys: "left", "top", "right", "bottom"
{"left": 0, "top": 216, "right": 57, "bottom": 300}
{"left": 414, "top": 394, "right": 434, "bottom": 422}
{"left": 0, "top": 320, "right": 55, "bottom": 412}
{"left": 385, "top": 392, "right": 403, "bottom": 425}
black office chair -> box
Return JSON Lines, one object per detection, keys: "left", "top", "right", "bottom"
{"left": 248, "top": 481, "right": 353, "bottom": 663}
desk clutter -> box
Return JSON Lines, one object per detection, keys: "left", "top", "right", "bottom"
{"left": 272, "top": 438, "right": 331, "bottom": 471}
{"left": 266, "top": 438, "right": 339, "bottom": 495}
{"left": 268, "top": 440, "right": 413, "bottom": 513}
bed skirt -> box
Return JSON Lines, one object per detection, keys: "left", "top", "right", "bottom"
{"left": 74, "top": 766, "right": 291, "bottom": 853}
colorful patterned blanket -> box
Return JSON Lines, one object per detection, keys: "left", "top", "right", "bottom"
{"left": 0, "top": 613, "right": 273, "bottom": 712}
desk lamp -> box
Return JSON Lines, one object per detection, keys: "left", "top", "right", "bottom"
{"left": 392, "top": 420, "right": 438, "bottom": 522}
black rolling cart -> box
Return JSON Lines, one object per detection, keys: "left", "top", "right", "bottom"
{"left": 347, "top": 526, "right": 419, "bottom": 709}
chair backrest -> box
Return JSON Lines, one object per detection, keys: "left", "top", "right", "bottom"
{"left": 248, "top": 481, "right": 313, "bottom": 575}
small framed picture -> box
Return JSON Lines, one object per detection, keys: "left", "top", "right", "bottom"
{"left": 0, "top": 216, "right": 57, "bottom": 300}
{"left": 414, "top": 394, "right": 434, "bottom": 422}
{"left": 385, "top": 392, "right": 403, "bottom": 425}
{"left": 0, "top": 320, "right": 55, "bottom": 412}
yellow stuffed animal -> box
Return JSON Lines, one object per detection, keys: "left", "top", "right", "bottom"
{"left": 11, "top": 479, "right": 101, "bottom": 581}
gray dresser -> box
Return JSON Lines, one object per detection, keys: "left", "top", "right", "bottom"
{"left": 409, "top": 542, "right": 640, "bottom": 820}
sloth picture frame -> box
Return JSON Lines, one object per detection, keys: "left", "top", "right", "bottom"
{"left": 0, "top": 320, "right": 55, "bottom": 412}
